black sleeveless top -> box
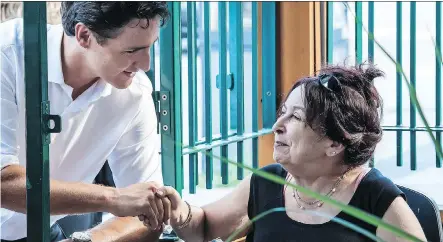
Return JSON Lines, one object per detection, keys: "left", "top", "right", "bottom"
{"left": 246, "top": 164, "right": 405, "bottom": 242}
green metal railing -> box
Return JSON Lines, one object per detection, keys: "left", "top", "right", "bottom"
{"left": 153, "top": 2, "right": 277, "bottom": 194}
{"left": 23, "top": 2, "right": 62, "bottom": 241}
{"left": 327, "top": 1, "right": 442, "bottom": 170}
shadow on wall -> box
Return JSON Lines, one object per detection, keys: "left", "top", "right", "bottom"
{"left": 1, "top": 2, "right": 61, "bottom": 24}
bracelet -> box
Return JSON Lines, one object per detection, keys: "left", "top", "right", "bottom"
{"left": 177, "top": 201, "right": 192, "bottom": 229}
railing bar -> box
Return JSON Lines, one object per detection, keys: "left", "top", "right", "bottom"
{"left": 436, "top": 1, "right": 442, "bottom": 168}
{"left": 382, "top": 126, "right": 443, "bottom": 132}
{"left": 355, "top": 2, "right": 363, "bottom": 64}
{"left": 219, "top": 2, "right": 229, "bottom": 184}
{"left": 187, "top": 2, "right": 197, "bottom": 193}
{"left": 410, "top": 1, "right": 417, "bottom": 170}
{"left": 368, "top": 2, "right": 374, "bottom": 62}
{"left": 183, "top": 129, "right": 274, "bottom": 155}
{"left": 396, "top": 2, "right": 403, "bottom": 167}
{"left": 203, "top": 2, "right": 214, "bottom": 189}
{"left": 261, "top": 2, "right": 277, "bottom": 129}
{"left": 327, "top": 2, "right": 334, "bottom": 63}
{"left": 229, "top": 2, "right": 245, "bottom": 180}
{"left": 368, "top": 1, "right": 375, "bottom": 167}
{"left": 23, "top": 2, "right": 51, "bottom": 241}
{"left": 252, "top": 2, "right": 259, "bottom": 168}
{"left": 160, "top": 2, "right": 184, "bottom": 192}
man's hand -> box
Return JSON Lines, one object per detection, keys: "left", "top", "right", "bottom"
{"left": 109, "top": 182, "right": 170, "bottom": 231}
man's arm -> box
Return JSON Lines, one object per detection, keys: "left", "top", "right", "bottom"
{"left": 1, "top": 164, "right": 114, "bottom": 215}
{"left": 1, "top": 164, "right": 165, "bottom": 227}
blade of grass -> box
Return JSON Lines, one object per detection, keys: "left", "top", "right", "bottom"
{"left": 342, "top": 2, "right": 443, "bottom": 161}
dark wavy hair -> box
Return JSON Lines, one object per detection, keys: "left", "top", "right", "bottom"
{"left": 279, "top": 63, "right": 385, "bottom": 166}
{"left": 60, "top": 1, "right": 170, "bottom": 45}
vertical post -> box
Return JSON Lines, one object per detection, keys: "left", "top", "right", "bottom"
{"left": 203, "top": 2, "right": 214, "bottom": 188}
{"left": 219, "top": 2, "right": 229, "bottom": 184}
{"left": 252, "top": 2, "right": 259, "bottom": 169}
{"left": 355, "top": 2, "right": 363, "bottom": 64}
{"left": 228, "top": 2, "right": 245, "bottom": 180}
{"left": 396, "top": 2, "right": 403, "bottom": 167}
{"left": 261, "top": 2, "right": 276, "bottom": 130}
{"left": 23, "top": 2, "right": 51, "bottom": 241}
{"left": 436, "top": 2, "right": 442, "bottom": 168}
{"left": 327, "top": 2, "right": 334, "bottom": 63}
{"left": 368, "top": 2, "right": 374, "bottom": 62}
{"left": 410, "top": 1, "right": 417, "bottom": 170}
{"left": 160, "top": 2, "right": 183, "bottom": 192}
{"left": 187, "top": 2, "right": 198, "bottom": 194}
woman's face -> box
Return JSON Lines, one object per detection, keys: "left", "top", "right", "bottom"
{"left": 272, "top": 85, "right": 340, "bottom": 168}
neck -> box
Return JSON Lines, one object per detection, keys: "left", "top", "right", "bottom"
{"left": 285, "top": 162, "right": 356, "bottom": 198}
{"left": 61, "top": 33, "right": 99, "bottom": 97}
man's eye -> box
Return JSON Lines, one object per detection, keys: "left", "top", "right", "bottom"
{"left": 125, "top": 49, "right": 138, "bottom": 54}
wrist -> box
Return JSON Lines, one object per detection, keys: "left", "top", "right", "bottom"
{"left": 173, "top": 201, "right": 192, "bottom": 228}
{"left": 103, "top": 186, "right": 119, "bottom": 214}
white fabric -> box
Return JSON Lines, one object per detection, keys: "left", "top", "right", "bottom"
{"left": 0, "top": 18, "right": 162, "bottom": 240}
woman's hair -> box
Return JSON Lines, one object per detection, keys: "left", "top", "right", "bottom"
{"left": 280, "top": 63, "right": 385, "bottom": 166}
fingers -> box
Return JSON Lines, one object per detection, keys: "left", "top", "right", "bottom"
{"left": 162, "top": 196, "right": 171, "bottom": 224}
{"left": 155, "top": 186, "right": 181, "bottom": 207}
{"left": 155, "top": 196, "right": 164, "bottom": 227}
{"left": 144, "top": 203, "right": 159, "bottom": 229}
{"left": 148, "top": 196, "right": 160, "bottom": 228}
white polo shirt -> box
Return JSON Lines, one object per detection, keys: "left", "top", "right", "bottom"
{"left": 0, "top": 18, "right": 162, "bottom": 240}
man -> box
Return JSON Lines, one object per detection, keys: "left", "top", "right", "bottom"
{"left": 1, "top": 2, "right": 172, "bottom": 241}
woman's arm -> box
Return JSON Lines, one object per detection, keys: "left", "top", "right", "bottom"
{"left": 160, "top": 176, "right": 252, "bottom": 242}
{"left": 376, "top": 196, "right": 427, "bottom": 242}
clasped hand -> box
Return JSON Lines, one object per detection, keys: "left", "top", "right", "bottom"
{"left": 110, "top": 182, "right": 184, "bottom": 231}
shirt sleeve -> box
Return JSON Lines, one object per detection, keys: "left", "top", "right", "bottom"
{"left": 1, "top": 48, "right": 20, "bottom": 170}
{"left": 106, "top": 80, "right": 162, "bottom": 188}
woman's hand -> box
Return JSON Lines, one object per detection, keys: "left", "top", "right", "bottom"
{"left": 159, "top": 186, "right": 189, "bottom": 227}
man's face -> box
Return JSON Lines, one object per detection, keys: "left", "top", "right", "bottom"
{"left": 82, "top": 18, "right": 160, "bottom": 89}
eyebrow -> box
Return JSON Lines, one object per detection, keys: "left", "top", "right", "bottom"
{"left": 126, "top": 37, "right": 159, "bottom": 51}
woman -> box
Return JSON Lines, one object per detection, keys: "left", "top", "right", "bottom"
{"left": 156, "top": 64, "right": 427, "bottom": 241}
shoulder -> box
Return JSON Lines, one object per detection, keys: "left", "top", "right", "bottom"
{"left": 356, "top": 168, "right": 405, "bottom": 218}
{"left": 1, "top": 18, "right": 24, "bottom": 50}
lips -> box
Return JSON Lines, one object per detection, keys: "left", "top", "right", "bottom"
{"left": 123, "top": 71, "right": 136, "bottom": 78}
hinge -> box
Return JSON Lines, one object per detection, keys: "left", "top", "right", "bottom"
{"left": 41, "top": 101, "right": 61, "bottom": 145}
{"left": 154, "top": 91, "right": 171, "bottom": 135}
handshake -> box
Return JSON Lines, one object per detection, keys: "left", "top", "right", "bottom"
{"left": 108, "top": 181, "right": 189, "bottom": 232}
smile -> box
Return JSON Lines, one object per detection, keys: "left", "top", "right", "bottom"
{"left": 123, "top": 71, "right": 136, "bottom": 77}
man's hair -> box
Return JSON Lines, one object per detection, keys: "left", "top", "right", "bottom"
{"left": 278, "top": 63, "right": 385, "bottom": 167}
{"left": 60, "top": 2, "right": 170, "bottom": 45}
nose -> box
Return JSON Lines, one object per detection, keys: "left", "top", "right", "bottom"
{"left": 135, "top": 48, "right": 151, "bottom": 72}
{"left": 272, "top": 116, "right": 286, "bottom": 135}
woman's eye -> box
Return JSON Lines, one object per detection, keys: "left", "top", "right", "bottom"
{"left": 292, "top": 113, "right": 301, "bottom": 120}
{"left": 125, "top": 50, "right": 137, "bottom": 54}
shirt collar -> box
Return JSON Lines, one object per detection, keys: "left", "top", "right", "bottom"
{"left": 47, "top": 24, "right": 112, "bottom": 100}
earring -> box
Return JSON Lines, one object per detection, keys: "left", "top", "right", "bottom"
{"left": 332, "top": 151, "right": 336, "bottom": 155}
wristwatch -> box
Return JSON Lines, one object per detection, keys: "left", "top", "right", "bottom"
{"left": 70, "top": 231, "right": 92, "bottom": 242}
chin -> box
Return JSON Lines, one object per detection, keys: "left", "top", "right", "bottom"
{"left": 111, "top": 77, "right": 134, "bottom": 89}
